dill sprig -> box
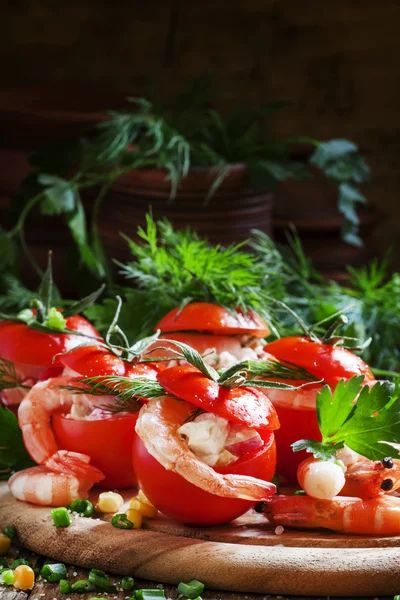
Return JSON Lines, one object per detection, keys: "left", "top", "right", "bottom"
{"left": 217, "top": 358, "right": 321, "bottom": 386}
{"left": 0, "top": 357, "right": 30, "bottom": 392}
{"left": 117, "top": 214, "right": 272, "bottom": 322}
{"left": 63, "top": 376, "right": 166, "bottom": 414}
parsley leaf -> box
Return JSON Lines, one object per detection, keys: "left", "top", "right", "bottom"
{"left": 316, "top": 376, "right": 364, "bottom": 438}
{"left": 292, "top": 376, "right": 400, "bottom": 462}
{"left": 291, "top": 439, "right": 340, "bottom": 461}
{"left": 0, "top": 405, "right": 35, "bottom": 480}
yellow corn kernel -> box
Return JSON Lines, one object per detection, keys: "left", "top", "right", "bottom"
{"left": 129, "top": 497, "right": 158, "bottom": 518}
{"left": 125, "top": 508, "right": 143, "bottom": 529}
{"left": 0, "top": 532, "right": 11, "bottom": 555}
{"left": 137, "top": 489, "right": 154, "bottom": 506}
{"left": 97, "top": 491, "right": 124, "bottom": 513}
{"left": 13, "top": 565, "right": 35, "bottom": 590}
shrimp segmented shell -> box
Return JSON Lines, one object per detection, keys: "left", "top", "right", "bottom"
{"left": 135, "top": 396, "right": 275, "bottom": 501}
{"left": 8, "top": 451, "right": 104, "bottom": 507}
{"left": 259, "top": 494, "right": 400, "bottom": 535}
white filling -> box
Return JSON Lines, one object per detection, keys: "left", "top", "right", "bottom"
{"left": 178, "top": 413, "right": 232, "bottom": 467}
{"left": 302, "top": 460, "right": 346, "bottom": 500}
{"left": 177, "top": 412, "right": 262, "bottom": 467}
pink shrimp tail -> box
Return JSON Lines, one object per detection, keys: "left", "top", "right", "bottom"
{"left": 45, "top": 450, "right": 105, "bottom": 483}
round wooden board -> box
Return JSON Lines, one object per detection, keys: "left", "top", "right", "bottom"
{"left": 1, "top": 483, "right": 400, "bottom": 597}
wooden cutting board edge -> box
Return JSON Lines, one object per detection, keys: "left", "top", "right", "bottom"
{"left": 1, "top": 484, "right": 400, "bottom": 597}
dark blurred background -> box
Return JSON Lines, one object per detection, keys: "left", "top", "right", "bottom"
{"left": 0, "top": 0, "right": 399, "bottom": 277}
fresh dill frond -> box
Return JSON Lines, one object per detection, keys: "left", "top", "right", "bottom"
{"left": 118, "top": 214, "right": 270, "bottom": 317}
{"left": 0, "top": 357, "right": 30, "bottom": 392}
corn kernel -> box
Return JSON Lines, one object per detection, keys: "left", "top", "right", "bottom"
{"left": 0, "top": 533, "right": 11, "bottom": 555}
{"left": 125, "top": 508, "right": 143, "bottom": 529}
{"left": 129, "top": 497, "right": 158, "bottom": 518}
{"left": 96, "top": 491, "right": 124, "bottom": 513}
{"left": 13, "top": 565, "right": 35, "bottom": 590}
{"left": 137, "top": 489, "right": 154, "bottom": 506}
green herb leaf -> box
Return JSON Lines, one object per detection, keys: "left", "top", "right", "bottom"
{"left": 316, "top": 376, "right": 364, "bottom": 438}
{"left": 63, "top": 284, "right": 106, "bottom": 318}
{"left": 329, "top": 380, "right": 399, "bottom": 460}
{"left": 0, "top": 405, "right": 35, "bottom": 479}
{"left": 291, "top": 439, "right": 340, "bottom": 461}
{"left": 154, "top": 339, "right": 219, "bottom": 381}
{"left": 38, "top": 174, "right": 76, "bottom": 215}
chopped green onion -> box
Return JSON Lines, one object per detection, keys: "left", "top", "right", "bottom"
{"left": 68, "top": 499, "right": 95, "bottom": 518}
{"left": 1, "top": 569, "right": 14, "bottom": 585}
{"left": 111, "top": 514, "right": 134, "bottom": 529}
{"left": 50, "top": 507, "right": 71, "bottom": 527}
{"left": 71, "top": 579, "right": 96, "bottom": 592}
{"left": 134, "top": 590, "right": 166, "bottom": 600}
{"left": 177, "top": 580, "right": 205, "bottom": 599}
{"left": 293, "top": 490, "right": 306, "bottom": 496}
{"left": 3, "top": 525, "right": 16, "bottom": 540}
{"left": 121, "top": 576, "right": 135, "bottom": 591}
{"left": 59, "top": 580, "right": 71, "bottom": 594}
{"left": 41, "top": 563, "right": 68, "bottom": 582}
{"left": 11, "top": 559, "right": 31, "bottom": 569}
{"left": 88, "top": 568, "right": 110, "bottom": 590}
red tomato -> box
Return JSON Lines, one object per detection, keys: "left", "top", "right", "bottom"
{"left": 52, "top": 412, "right": 138, "bottom": 489}
{"left": 0, "top": 315, "right": 101, "bottom": 372}
{"left": 59, "top": 344, "right": 163, "bottom": 379}
{"left": 156, "top": 302, "right": 269, "bottom": 337}
{"left": 132, "top": 431, "right": 276, "bottom": 525}
{"left": 265, "top": 336, "right": 374, "bottom": 387}
{"left": 274, "top": 405, "right": 321, "bottom": 483}
{"left": 157, "top": 364, "right": 280, "bottom": 431}
{"left": 146, "top": 332, "right": 245, "bottom": 360}
{"left": 264, "top": 336, "right": 375, "bottom": 483}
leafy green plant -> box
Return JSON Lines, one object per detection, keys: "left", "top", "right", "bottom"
{"left": 6, "top": 80, "right": 371, "bottom": 287}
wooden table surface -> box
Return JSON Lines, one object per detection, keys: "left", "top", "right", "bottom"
{"left": 0, "top": 544, "right": 393, "bottom": 600}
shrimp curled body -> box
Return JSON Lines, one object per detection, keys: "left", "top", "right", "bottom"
{"left": 8, "top": 377, "right": 105, "bottom": 506}
{"left": 298, "top": 448, "right": 400, "bottom": 500}
{"left": 8, "top": 451, "right": 102, "bottom": 506}
{"left": 261, "top": 494, "right": 400, "bottom": 535}
{"left": 135, "top": 396, "right": 276, "bottom": 501}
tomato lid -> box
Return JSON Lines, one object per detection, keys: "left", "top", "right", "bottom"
{"left": 156, "top": 302, "right": 269, "bottom": 337}
{"left": 0, "top": 315, "right": 101, "bottom": 367}
{"left": 157, "top": 364, "right": 279, "bottom": 431}
{"left": 264, "top": 336, "right": 375, "bottom": 387}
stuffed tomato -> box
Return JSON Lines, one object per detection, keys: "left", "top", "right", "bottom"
{"left": 152, "top": 302, "right": 271, "bottom": 369}
{"left": 132, "top": 364, "right": 279, "bottom": 526}
{"left": 0, "top": 314, "right": 100, "bottom": 411}
{"left": 263, "top": 336, "right": 375, "bottom": 482}
{"left": 50, "top": 345, "right": 163, "bottom": 489}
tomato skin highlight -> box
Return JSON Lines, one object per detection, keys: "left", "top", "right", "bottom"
{"left": 157, "top": 364, "right": 279, "bottom": 431}
{"left": 132, "top": 431, "right": 276, "bottom": 526}
{"left": 265, "top": 336, "right": 375, "bottom": 387}
{"left": 52, "top": 412, "right": 138, "bottom": 489}
{"left": 0, "top": 315, "right": 100, "bottom": 368}
{"left": 157, "top": 302, "right": 269, "bottom": 337}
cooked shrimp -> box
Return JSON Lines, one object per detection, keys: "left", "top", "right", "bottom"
{"left": 8, "top": 451, "right": 104, "bottom": 507}
{"left": 297, "top": 448, "right": 400, "bottom": 500}
{"left": 18, "top": 377, "right": 104, "bottom": 464}
{"left": 135, "top": 396, "right": 275, "bottom": 501}
{"left": 258, "top": 494, "right": 400, "bottom": 535}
